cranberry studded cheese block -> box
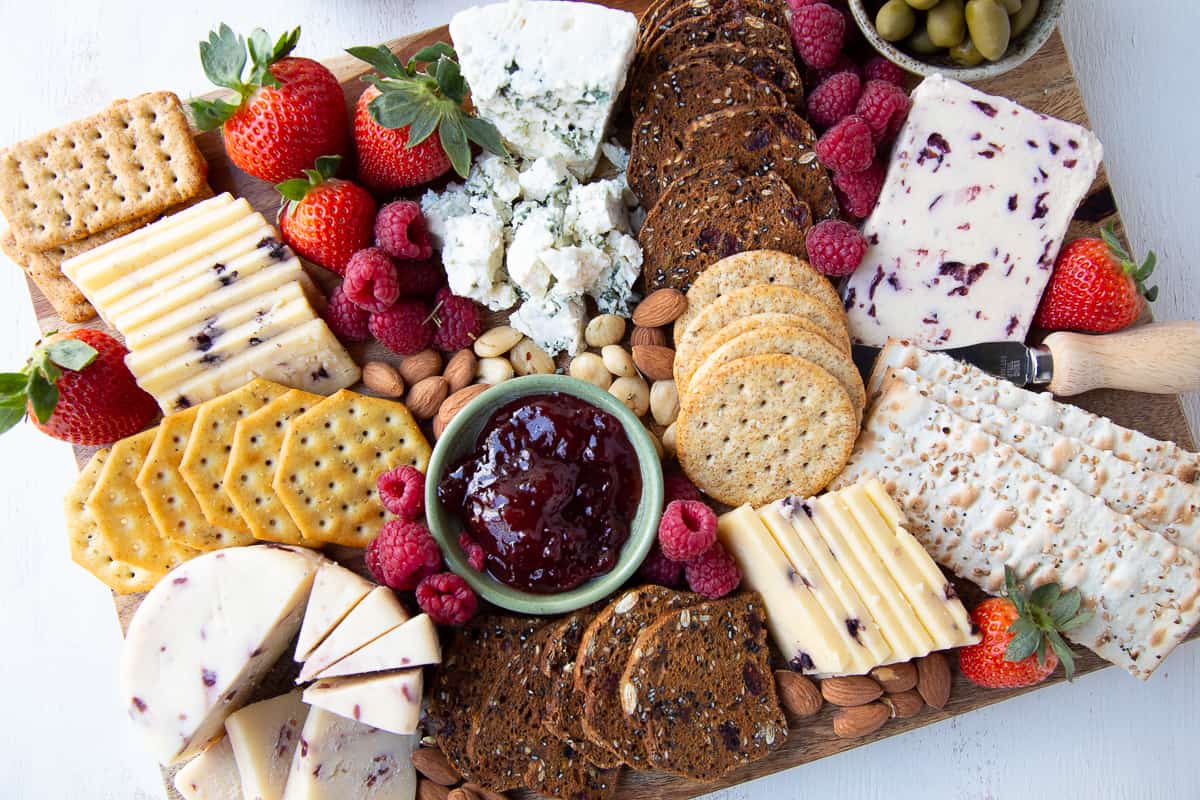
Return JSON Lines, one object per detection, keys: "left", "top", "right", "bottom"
{"left": 224, "top": 691, "right": 309, "bottom": 800}
{"left": 119, "top": 545, "right": 324, "bottom": 765}
{"left": 172, "top": 736, "right": 242, "bottom": 800}
{"left": 297, "top": 586, "right": 411, "bottom": 682}
{"left": 312, "top": 613, "right": 440, "bottom": 680}
{"left": 842, "top": 75, "right": 1103, "bottom": 349}
{"left": 280, "top": 708, "right": 417, "bottom": 800}
{"left": 302, "top": 670, "right": 424, "bottom": 736}
{"left": 294, "top": 562, "right": 376, "bottom": 663}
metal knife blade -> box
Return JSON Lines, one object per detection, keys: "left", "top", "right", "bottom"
{"left": 851, "top": 341, "right": 1054, "bottom": 387}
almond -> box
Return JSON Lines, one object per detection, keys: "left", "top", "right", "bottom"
{"left": 434, "top": 384, "right": 489, "bottom": 438}
{"left": 446, "top": 789, "right": 478, "bottom": 800}
{"left": 870, "top": 662, "right": 918, "bottom": 693}
{"left": 631, "top": 325, "right": 668, "bottom": 348}
{"left": 462, "top": 784, "right": 507, "bottom": 800}
{"left": 819, "top": 675, "right": 883, "bottom": 707}
{"left": 632, "top": 344, "right": 675, "bottom": 382}
{"left": 418, "top": 778, "right": 453, "bottom": 800}
{"left": 412, "top": 747, "right": 460, "bottom": 786}
{"left": 882, "top": 689, "right": 925, "bottom": 719}
{"left": 407, "top": 376, "right": 449, "bottom": 421}
{"left": 362, "top": 361, "right": 405, "bottom": 398}
{"left": 832, "top": 702, "right": 890, "bottom": 739}
{"left": 774, "top": 670, "right": 822, "bottom": 718}
{"left": 443, "top": 349, "right": 477, "bottom": 393}
{"left": 399, "top": 349, "right": 443, "bottom": 386}
{"left": 916, "top": 651, "right": 951, "bottom": 710}
{"left": 633, "top": 288, "right": 687, "bottom": 327}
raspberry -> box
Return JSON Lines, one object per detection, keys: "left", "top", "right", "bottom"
{"left": 812, "top": 54, "right": 860, "bottom": 86}
{"left": 369, "top": 299, "right": 434, "bottom": 355}
{"left": 374, "top": 200, "right": 433, "bottom": 261}
{"left": 365, "top": 519, "right": 444, "bottom": 591}
{"left": 684, "top": 542, "right": 742, "bottom": 598}
{"left": 430, "top": 288, "right": 484, "bottom": 351}
{"left": 397, "top": 259, "right": 447, "bottom": 298}
{"left": 785, "top": 0, "right": 823, "bottom": 9}
{"left": 833, "top": 160, "right": 886, "bottom": 219}
{"left": 805, "top": 219, "right": 868, "bottom": 277}
{"left": 343, "top": 248, "right": 401, "bottom": 313}
{"left": 376, "top": 465, "right": 425, "bottom": 521}
{"left": 816, "top": 115, "right": 875, "bottom": 173}
{"left": 323, "top": 283, "right": 371, "bottom": 342}
{"left": 806, "top": 72, "right": 861, "bottom": 129}
{"left": 664, "top": 473, "right": 702, "bottom": 503}
{"left": 863, "top": 56, "right": 908, "bottom": 88}
{"left": 638, "top": 542, "right": 683, "bottom": 587}
{"left": 790, "top": 3, "right": 846, "bottom": 70}
{"left": 855, "top": 79, "right": 911, "bottom": 143}
{"left": 658, "top": 499, "right": 718, "bottom": 563}
{"left": 458, "top": 533, "right": 486, "bottom": 571}
{"left": 416, "top": 572, "right": 478, "bottom": 626}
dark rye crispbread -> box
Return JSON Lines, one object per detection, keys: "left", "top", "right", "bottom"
{"left": 634, "top": 11, "right": 792, "bottom": 91}
{"left": 630, "top": 43, "right": 804, "bottom": 113}
{"left": 639, "top": 159, "right": 811, "bottom": 292}
{"left": 628, "top": 61, "right": 785, "bottom": 206}
{"left": 619, "top": 593, "right": 788, "bottom": 781}
{"left": 575, "top": 586, "right": 700, "bottom": 768}
{"left": 639, "top": 0, "right": 789, "bottom": 52}
{"left": 660, "top": 105, "right": 838, "bottom": 222}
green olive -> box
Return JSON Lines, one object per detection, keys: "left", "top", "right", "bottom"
{"left": 903, "top": 0, "right": 940, "bottom": 9}
{"left": 927, "top": 0, "right": 967, "bottom": 48}
{"left": 965, "top": 0, "right": 1012, "bottom": 60}
{"left": 876, "top": 0, "right": 917, "bottom": 42}
{"left": 906, "top": 24, "right": 942, "bottom": 55}
{"left": 998, "top": 0, "right": 1022, "bottom": 13}
{"left": 949, "top": 37, "right": 986, "bottom": 65}
{"left": 1010, "top": 0, "right": 1040, "bottom": 36}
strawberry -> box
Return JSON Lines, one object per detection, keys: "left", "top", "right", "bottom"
{"left": 1034, "top": 225, "right": 1158, "bottom": 334}
{"left": 277, "top": 155, "right": 376, "bottom": 274}
{"left": 0, "top": 329, "right": 158, "bottom": 445}
{"left": 347, "top": 42, "right": 507, "bottom": 192}
{"left": 959, "top": 567, "right": 1092, "bottom": 689}
{"left": 191, "top": 25, "right": 349, "bottom": 184}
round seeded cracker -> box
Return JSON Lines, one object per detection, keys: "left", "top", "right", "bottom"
{"left": 676, "top": 354, "right": 856, "bottom": 506}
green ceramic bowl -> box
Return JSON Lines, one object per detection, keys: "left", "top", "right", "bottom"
{"left": 424, "top": 374, "right": 664, "bottom": 615}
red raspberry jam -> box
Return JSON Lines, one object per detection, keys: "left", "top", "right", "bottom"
{"left": 438, "top": 392, "right": 642, "bottom": 593}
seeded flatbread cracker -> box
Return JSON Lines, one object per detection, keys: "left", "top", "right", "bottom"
{"left": 0, "top": 92, "right": 208, "bottom": 251}
{"left": 66, "top": 448, "right": 163, "bottom": 594}
{"left": 674, "top": 250, "right": 842, "bottom": 345}
{"left": 675, "top": 312, "right": 843, "bottom": 389}
{"left": 86, "top": 428, "right": 199, "bottom": 573}
{"left": 224, "top": 389, "right": 323, "bottom": 545}
{"left": 179, "top": 379, "right": 288, "bottom": 536}
{"left": 677, "top": 354, "right": 856, "bottom": 506}
{"left": 274, "top": 389, "right": 432, "bottom": 548}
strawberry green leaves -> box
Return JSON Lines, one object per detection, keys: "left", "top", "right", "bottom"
{"left": 0, "top": 337, "right": 99, "bottom": 434}
{"left": 1002, "top": 566, "right": 1093, "bottom": 680}
{"left": 276, "top": 155, "right": 343, "bottom": 205}
{"left": 1101, "top": 224, "right": 1158, "bottom": 303}
{"left": 192, "top": 24, "right": 303, "bottom": 131}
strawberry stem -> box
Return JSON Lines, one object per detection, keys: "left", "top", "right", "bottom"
{"left": 191, "top": 24, "right": 302, "bottom": 132}
{"left": 1101, "top": 224, "right": 1158, "bottom": 303}
{"left": 1001, "top": 566, "right": 1092, "bottom": 680}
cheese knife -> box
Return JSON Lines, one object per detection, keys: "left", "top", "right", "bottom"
{"left": 851, "top": 320, "right": 1200, "bottom": 396}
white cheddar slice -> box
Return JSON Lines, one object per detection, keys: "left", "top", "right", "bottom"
{"left": 302, "top": 670, "right": 424, "bottom": 736}
{"left": 225, "top": 690, "right": 309, "bottom": 800}
{"left": 173, "top": 736, "right": 244, "bottom": 800}
{"left": 281, "top": 709, "right": 417, "bottom": 800}
{"left": 120, "top": 545, "right": 325, "bottom": 764}
{"left": 313, "top": 614, "right": 441, "bottom": 680}
{"left": 298, "top": 587, "right": 410, "bottom": 683}
{"left": 718, "top": 505, "right": 854, "bottom": 675}
{"left": 295, "top": 564, "right": 376, "bottom": 663}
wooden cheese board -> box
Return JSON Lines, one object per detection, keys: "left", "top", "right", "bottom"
{"left": 17, "top": 2, "right": 1198, "bottom": 798}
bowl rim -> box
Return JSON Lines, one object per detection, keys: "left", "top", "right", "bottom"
{"left": 847, "top": 0, "right": 1065, "bottom": 82}
{"left": 423, "top": 373, "right": 664, "bottom": 615}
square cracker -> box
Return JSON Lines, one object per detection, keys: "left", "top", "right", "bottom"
{"left": 275, "top": 389, "right": 432, "bottom": 547}
{"left": 179, "top": 378, "right": 289, "bottom": 535}
{"left": 224, "top": 389, "right": 324, "bottom": 546}
{"left": 0, "top": 92, "right": 208, "bottom": 251}
{"left": 137, "top": 404, "right": 247, "bottom": 551}
{"left": 86, "top": 428, "right": 200, "bottom": 573}
{"left": 66, "top": 448, "right": 164, "bottom": 594}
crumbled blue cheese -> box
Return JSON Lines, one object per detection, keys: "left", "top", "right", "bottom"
{"left": 542, "top": 245, "right": 609, "bottom": 293}
{"left": 518, "top": 156, "right": 573, "bottom": 204}
{"left": 590, "top": 231, "right": 643, "bottom": 315}
{"left": 442, "top": 214, "right": 517, "bottom": 310}
{"left": 509, "top": 290, "right": 587, "bottom": 356}
{"left": 566, "top": 180, "right": 627, "bottom": 239}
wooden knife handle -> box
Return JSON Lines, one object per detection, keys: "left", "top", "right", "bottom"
{"left": 1044, "top": 321, "right": 1200, "bottom": 396}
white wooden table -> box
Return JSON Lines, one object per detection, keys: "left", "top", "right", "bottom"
{"left": 0, "top": 2, "right": 1196, "bottom": 798}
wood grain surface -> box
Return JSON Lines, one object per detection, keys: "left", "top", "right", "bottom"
{"left": 19, "top": 5, "right": 1198, "bottom": 799}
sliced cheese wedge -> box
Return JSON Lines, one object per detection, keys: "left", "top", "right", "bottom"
{"left": 281, "top": 708, "right": 417, "bottom": 800}
{"left": 225, "top": 690, "right": 308, "bottom": 800}
{"left": 295, "top": 564, "right": 376, "bottom": 663}
{"left": 298, "top": 587, "right": 410, "bottom": 683}
{"left": 302, "top": 670, "right": 424, "bottom": 736}
{"left": 173, "top": 735, "right": 243, "bottom": 800}
{"left": 313, "top": 614, "right": 441, "bottom": 680}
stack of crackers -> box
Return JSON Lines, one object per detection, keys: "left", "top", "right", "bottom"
{"left": 64, "top": 379, "right": 431, "bottom": 594}
{"left": 0, "top": 92, "right": 209, "bottom": 321}
{"left": 670, "top": 250, "right": 865, "bottom": 506}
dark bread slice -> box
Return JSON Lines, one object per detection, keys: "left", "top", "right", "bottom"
{"left": 630, "top": 43, "right": 804, "bottom": 112}
{"left": 628, "top": 61, "right": 785, "bottom": 206}
{"left": 619, "top": 593, "right": 788, "bottom": 782}
{"left": 540, "top": 612, "right": 624, "bottom": 769}
{"left": 639, "top": 0, "right": 789, "bottom": 51}
{"left": 525, "top": 743, "right": 622, "bottom": 800}
{"left": 633, "top": 11, "right": 792, "bottom": 94}
{"left": 661, "top": 105, "right": 838, "bottom": 221}
{"left": 639, "top": 159, "right": 812, "bottom": 292}
{"left": 575, "top": 586, "right": 700, "bottom": 768}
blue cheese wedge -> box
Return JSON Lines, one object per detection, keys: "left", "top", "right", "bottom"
{"left": 842, "top": 75, "right": 1102, "bottom": 348}
{"left": 450, "top": 0, "right": 638, "bottom": 178}
{"left": 224, "top": 691, "right": 308, "bottom": 800}
{"left": 281, "top": 709, "right": 416, "bottom": 800}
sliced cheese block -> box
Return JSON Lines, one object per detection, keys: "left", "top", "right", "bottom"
{"left": 120, "top": 545, "right": 325, "bottom": 764}
{"left": 225, "top": 691, "right": 309, "bottom": 800}
{"left": 281, "top": 708, "right": 417, "bottom": 800}
{"left": 302, "top": 670, "right": 424, "bottom": 735}
{"left": 312, "top": 614, "right": 441, "bottom": 680}
{"left": 173, "top": 736, "right": 244, "bottom": 800}
{"left": 298, "top": 587, "right": 410, "bottom": 683}
{"left": 717, "top": 505, "right": 855, "bottom": 675}
{"left": 295, "top": 564, "right": 376, "bottom": 663}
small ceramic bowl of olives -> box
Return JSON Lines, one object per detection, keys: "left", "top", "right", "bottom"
{"left": 849, "top": 0, "right": 1064, "bottom": 81}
